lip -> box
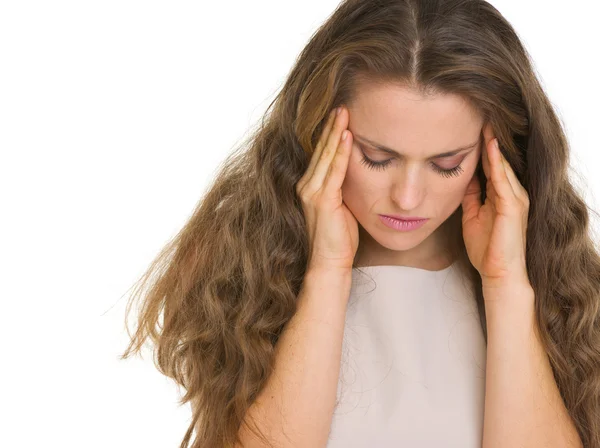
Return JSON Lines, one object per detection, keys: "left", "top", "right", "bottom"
{"left": 379, "top": 215, "right": 429, "bottom": 232}
{"left": 380, "top": 214, "right": 427, "bottom": 221}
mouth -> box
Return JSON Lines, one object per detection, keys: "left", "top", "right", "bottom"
{"left": 379, "top": 215, "right": 429, "bottom": 231}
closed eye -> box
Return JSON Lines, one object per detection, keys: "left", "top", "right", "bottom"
{"left": 358, "top": 145, "right": 465, "bottom": 178}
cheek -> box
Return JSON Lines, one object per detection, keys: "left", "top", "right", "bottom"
{"left": 342, "top": 147, "right": 365, "bottom": 194}
{"left": 341, "top": 155, "right": 381, "bottom": 212}
{"left": 437, "top": 160, "right": 480, "bottom": 202}
{"left": 341, "top": 164, "right": 363, "bottom": 208}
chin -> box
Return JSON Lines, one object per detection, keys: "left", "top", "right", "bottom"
{"left": 376, "top": 226, "right": 430, "bottom": 248}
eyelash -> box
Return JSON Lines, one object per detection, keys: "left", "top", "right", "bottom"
{"left": 359, "top": 154, "right": 465, "bottom": 178}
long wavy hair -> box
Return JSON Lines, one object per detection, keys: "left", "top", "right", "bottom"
{"left": 119, "top": 0, "right": 600, "bottom": 446}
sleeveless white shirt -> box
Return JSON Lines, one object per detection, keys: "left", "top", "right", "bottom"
{"left": 327, "top": 262, "right": 487, "bottom": 447}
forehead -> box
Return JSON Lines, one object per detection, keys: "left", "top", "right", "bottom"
{"left": 347, "top": 81, "right": 484, "bottom": 156}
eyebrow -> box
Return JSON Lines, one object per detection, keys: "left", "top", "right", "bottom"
{"left": 353, "top": 134, "right": 480, "bottom": 159}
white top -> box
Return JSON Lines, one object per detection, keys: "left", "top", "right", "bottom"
{"left": 327, "top": 261, "right": 487, "bottom": 447}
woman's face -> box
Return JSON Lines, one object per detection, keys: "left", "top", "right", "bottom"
{"left": 341, "top": 80, "right": 485, "bottom": 268}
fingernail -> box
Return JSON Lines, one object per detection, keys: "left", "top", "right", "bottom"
{"left": 337, "top": 107, "right": 342, "bottom": 116}
{"left": 342, "top": 130, "right": 348, "bottom": 140}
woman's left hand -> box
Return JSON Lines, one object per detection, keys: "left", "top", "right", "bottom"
{"left": 461, "top": 123, "right": 531, "bottom": 290}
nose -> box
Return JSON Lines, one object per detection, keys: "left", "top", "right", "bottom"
{"left": 390, "top": 170, "right": 425, "bottom": 210}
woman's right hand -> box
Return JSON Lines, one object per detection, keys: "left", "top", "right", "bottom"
{"left": 295, "top": 106, "right": 358, "bottom": 272}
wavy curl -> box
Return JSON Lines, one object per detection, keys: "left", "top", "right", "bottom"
{"left": 120, "top": 0, "right": 600, "bottom": 446}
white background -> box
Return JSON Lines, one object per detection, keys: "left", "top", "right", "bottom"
{"left": 1, "top": 1, "right": 598, "bottom": 447}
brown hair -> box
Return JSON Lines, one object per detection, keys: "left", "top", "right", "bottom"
{"left": 120, "top": 0, "right": 600, "bottom": 446}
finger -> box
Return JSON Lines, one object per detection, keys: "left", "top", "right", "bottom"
{"left": 323, "top": 128, "right": 352, "bottom": 195}
{"left": 461, "top": 170, "right": 482, "bottom": 223}
{"left": 499, "top": 151, "right": 529, "bottom": 204}
{"left": 488, "top": 137, "right": 515, "bottom": 201}
{"left": 306, "top": 107, "right": 348, "bottom": 192}
{"left": 301, "top": 108, "right": 338, "bottom": 188}
{"left": 481, "top": 122, "right": 495, "bottom": 180}
{"left": 481, "top": 123, "right": 528, "bottom": 204}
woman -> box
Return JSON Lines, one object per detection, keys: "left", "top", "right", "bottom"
{"left": 120, "top": 0, "right": 598, "bottom": 447}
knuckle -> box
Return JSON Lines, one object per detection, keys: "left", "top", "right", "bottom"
{"left": 320, "top": 146, "right": 333, "bottom": 160}
{"left": 297, "top": 191, "right": 308, "bottom": 204}
{"left": 296, "top": 185, "right": 306, "bottom": 199}
{"left": 298, "top": 185, "right": 314, "bottom": 202}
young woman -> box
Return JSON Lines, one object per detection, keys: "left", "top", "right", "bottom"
{"left": 120, "top": 1, "right": 597, "bottom": 447}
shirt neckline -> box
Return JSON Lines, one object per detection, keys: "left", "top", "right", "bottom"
{"left": 352, "top": 260, "right": 457, "bottom": 274}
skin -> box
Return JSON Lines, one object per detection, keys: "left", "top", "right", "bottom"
{"left": 341, "top": 79, "right": 485, "bottom": 270}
